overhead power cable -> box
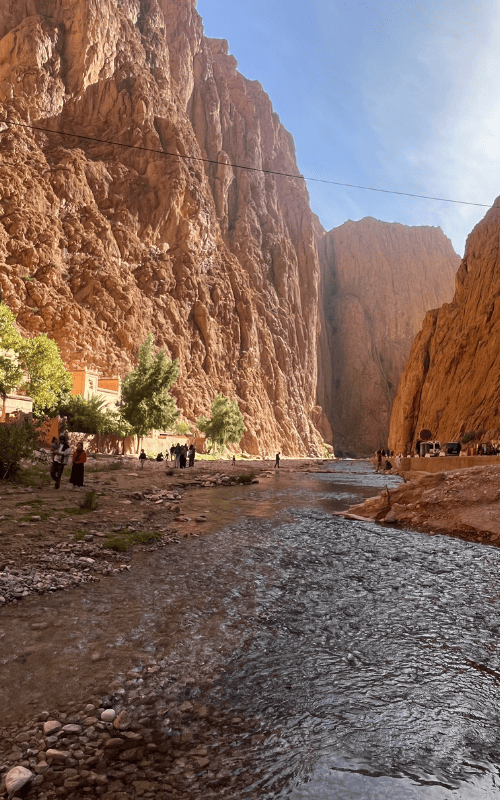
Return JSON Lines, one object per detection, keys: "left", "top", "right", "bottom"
{"left": 5, "top": 120, "right": 495, "bottom": 210}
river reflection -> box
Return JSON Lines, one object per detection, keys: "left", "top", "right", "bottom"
{"left": 2, "top": 462, "right": 500, "bottom": 798}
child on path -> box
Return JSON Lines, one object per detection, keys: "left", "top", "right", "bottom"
{"left": 139, "top": 449, "right": 147, "bottom": 469}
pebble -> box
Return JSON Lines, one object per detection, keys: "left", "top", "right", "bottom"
{"left": 113, "top": 710, "right": 131, "bottom": 730}
{"left": 101, "top": 709, "right": 116, "bottom": 722}
{"left": 5, "top": 765, "right": 33, "bottom": 794}
{"left": 43, "top": 720, "right": 62, "bottom": 735}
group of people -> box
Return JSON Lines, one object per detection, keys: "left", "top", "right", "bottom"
{"left": 375, "top": 448, "right": 395, "bottom": 473}
{"left": 139, "top": 443, "right": 196, "bottom": 469}
{"left": 50, "top": 436, "right": 87, "bottom": 489}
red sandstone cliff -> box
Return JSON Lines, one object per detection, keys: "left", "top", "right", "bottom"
{"left": 389, "top": 200, "right": 500, "bottom": 454}
{"left": 0, "top": 0, "right": 328, "bottom": 455}
{"left": 318, "top": 218, "right": 459, "bottom": 456}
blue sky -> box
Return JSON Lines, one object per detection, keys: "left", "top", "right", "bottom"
{"left": 197, "top": 0, "right": 500, "bottom": 256}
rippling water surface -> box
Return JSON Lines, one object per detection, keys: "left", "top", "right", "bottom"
{"left": 3, "top": 462, "right": 500, "bottom": 798}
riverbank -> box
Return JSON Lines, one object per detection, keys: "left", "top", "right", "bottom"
{"left": 342, "top": 462, "right": 500, "bottom": 545}
{"left": 0, "top": 456, "right": 331, "bottom": 800}
{"left": 0, "top": 456, "right": 329, "bottom": 605}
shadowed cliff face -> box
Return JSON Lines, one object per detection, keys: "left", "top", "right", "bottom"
{"left": 0, "top": 0, "right": 328, "bottom": 455}
{"left": 318, "top": 218, "right": 459, "bottom": 456}
{"left": 389, "top": 201, "right": 500, "bottom": 454}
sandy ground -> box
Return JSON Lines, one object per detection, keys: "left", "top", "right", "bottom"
{"left": 341, "top": 463, "right": 500, "bottom": 546}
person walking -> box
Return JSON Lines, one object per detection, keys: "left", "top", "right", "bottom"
{"left": 188, "top": 444, "right": 196, "bottom": 468}
{"left": 139, "top": 449, "right": 147, "bottom": 469}
{"left": 274, "top": 452, "right": 280, "bottom": 469}
{"left": 53, "top": 435, "right": 71, "bottom": 489}
{"left": 69, "top": 441, "right": 87, "bottom": 488}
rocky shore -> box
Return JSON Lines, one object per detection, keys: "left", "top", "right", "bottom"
{"left": 0, "top": 456, "right": 328, "bottom": 606}
{"left": 341, "top": 463, "right": 500, "bottom": 546}
{"left": 0, "top": 655, "right": 269, "bottom": 800}
{"left": 0, "top": 455, "right": 328, "bottom": 799}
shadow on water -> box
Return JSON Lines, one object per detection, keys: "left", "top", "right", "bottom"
{"left": 3, "top": 461, "right": 500, "bottom": 797}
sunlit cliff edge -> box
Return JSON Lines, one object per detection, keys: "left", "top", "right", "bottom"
{"left": 0, "top": 0, "right": 330, "bottom": 455}
{"left": 389, "top": 200, "right": 500, "bottom": 454}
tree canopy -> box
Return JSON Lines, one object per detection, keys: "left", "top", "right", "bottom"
{"left": 120, "top": 334, "right": 180, "bottom": 438}
{"left": 55, "top": 394, "right": 132, "bottom": 437}
{"left": 0, "top": 302, "right": 72, "bottom": 415}
{"left": 197, "top": 393, "right": 246, "bottom": 451}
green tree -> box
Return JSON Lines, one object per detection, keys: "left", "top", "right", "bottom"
{"left": 0, "top": 304, "right": 24, "bottom": 419}
{"left": 174, "top": 419, "right": 193, "bottom": 436}
{"left": 0, "top": 302, "right": 72, "bottom": 415}
{"left": 197, "top": 393, "right": 246, "bottom": 452}
{"left": 55, "top": 395, "right": 133, "bottom": 438}
{"left": 120, "top": 334, "right": 180, "bottom": 439}
{"left": 17, "top": 334, "right": 72, "bottom": 414}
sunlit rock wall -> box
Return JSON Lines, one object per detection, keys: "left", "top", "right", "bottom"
{"left": 318, "top": 218, "right": 459, "bottom": 456}
{"left": 0, "top": 0, "right": 327, "bottom": 455}
{"left": 389, "top": 200, "right": 500, "bottom": 453}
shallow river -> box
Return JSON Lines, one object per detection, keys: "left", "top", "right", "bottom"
{"left": 3, "top": 462, "right": 500, "bottom": 798}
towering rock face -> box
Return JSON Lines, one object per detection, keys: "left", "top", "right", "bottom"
{"left": 389, "top": 201, "right": 500, "bottom": 453}
{"left": 0, "top": 0, "right": 327, "bottom": 455}
{"left": 318, "top": 218, "right": 459, "bottom": 456}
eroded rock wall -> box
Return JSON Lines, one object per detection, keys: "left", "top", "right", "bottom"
{"left": 318, "top": 218, "right": 459, "bottom": 456}
{"left": 389, "top": 200, "right": 500, "bottom": 453}
{"left": 0, "top": 0, "right": 327, "bottom": 455}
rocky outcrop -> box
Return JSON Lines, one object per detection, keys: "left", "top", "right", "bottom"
{"left": 0, "top": 0, "right": 327, "bottom": 455}
{"left": 389, "top": 200, "right": 500, "bottom": 454}
{"left": 318, "top": 218, "right": 459, "bottom": 456}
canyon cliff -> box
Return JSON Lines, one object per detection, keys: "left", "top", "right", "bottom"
{"left": 0, "top": 0, "right": 330, "bottom": 455}
{"left": 318, "top": 218, "right": 459, "bottom": 456}
{"left": 389, "top": 201, "right": 500, "bottom": 454}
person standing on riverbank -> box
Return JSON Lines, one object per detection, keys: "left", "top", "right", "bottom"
{"left": 52, "top": 435, "right": 71, "bottom": 489}
{"left": 274, "top": 452, "right": 280, "bottom": 469}
{"left": 69, "top": 442, "right": 87, "bottom": 489}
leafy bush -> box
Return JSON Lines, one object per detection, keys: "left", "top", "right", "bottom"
{"left": 0, "top": 418, "right": 40, "bottom": 480}
{"left": 102, "top": 530, "right": 161, "bottom": 551}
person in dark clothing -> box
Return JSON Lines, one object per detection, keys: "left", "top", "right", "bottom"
{"left": 274, "top": 452, "right": 280, "bottom": 469}
{"left": 179, "top": 444, "right": 187, "bottom": 469}
{"left": 69, "top": 441, "right": 86, "bottom": 488}
{"left": 139, "top": 449, "right": 147, "bottom": 469}
{"left": 52, "top": 436, "right": 70, "bottom": 489}
{"left": 187, "top": 444, "right": 196, "bottom": 467}
{"left": 170, "top": 445, "right": 175, "bottom": 461}
{"left": 156, "top": 452, "right": 164, "bottom": 462}
{"left": 174, "top": 443, "right": 181, "bottom": 467}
